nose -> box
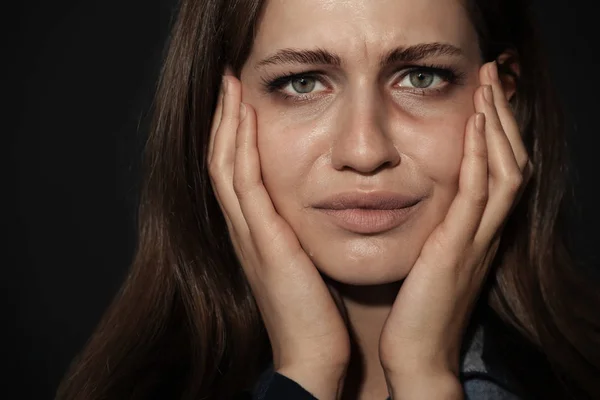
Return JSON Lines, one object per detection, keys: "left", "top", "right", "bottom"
{"left": 330, "top": 91, "right": 401, "bottom": 174}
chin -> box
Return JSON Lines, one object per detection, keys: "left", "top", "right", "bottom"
{"left": 302, "top": 236, "right": 420, "bottom": 286}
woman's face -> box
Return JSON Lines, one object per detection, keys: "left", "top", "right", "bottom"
{"left": 239, "top": 0, "right": 482, "bottom": 285}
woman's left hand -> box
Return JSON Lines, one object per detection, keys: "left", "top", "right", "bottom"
{"left": 379, "top": 61, "right": 533, "bottom": 398}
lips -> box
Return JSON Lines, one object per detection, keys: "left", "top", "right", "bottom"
{"left": 313, "top": 191, "right": 422, "bottom": 234}
{"left": 313, "top": 191, "right": 421, "bottom": 210}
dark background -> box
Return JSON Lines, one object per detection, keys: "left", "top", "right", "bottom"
{"left": 7, "top": 1, "right": 600, "bottom": 398}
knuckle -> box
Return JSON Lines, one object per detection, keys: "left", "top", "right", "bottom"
{"left": 472, "top": 146, "right": 488, "bottom": 161}
{"left": 524, "top": 160, "right": 535, "bottom": 181}
{"left": 232, "top": 177, "right": 243, "bottom": 196}
{"left": 208, "top": 161, "right": 222, "bottom": 181}
{"left": 503, "top": 171, "right": 523, "bottom": 193}
{"left": 519, "top": 156, "right": 531, "bottom": 172}
{"left": 233, "top": 175, "right": 251, "bottom": 199}
{"left": 470, "top": 187, "right": 488, "bottom": 208}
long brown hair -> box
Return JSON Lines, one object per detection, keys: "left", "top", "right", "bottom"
{"left": 56, "top": 0, "right": 600, "bottom": 399}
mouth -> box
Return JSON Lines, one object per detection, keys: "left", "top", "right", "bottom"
{"left": 316, "top": 205, "right": 419, "bottom": 234}
{"left": 313, "top": 191, "right": 422, "bottom": 234}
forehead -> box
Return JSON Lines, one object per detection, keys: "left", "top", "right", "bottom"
{"left": 250, "top": 0, "right": 479, "bottom": 64}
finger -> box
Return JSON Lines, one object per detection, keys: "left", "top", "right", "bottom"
{"left": 233, "top": 102, "right": 306, "bottom": 261}
{"left": 476, "top": 83, "right": 520, "bottom": 183}
{"left": 473, "top": 83, "right": 523, "bottom": 246}
{"left": 207, "top": 78, "right": 225, "bottom": 165}
{"left": 483, "top": 61, "right": 534, "bottom": 211}
{"left": 211, "top": 76, "right": 241, "bottom": 174}
{"left": 208, "top": 76, "right": 248, "bottom": 235}
{"left": 211, "top": 68, "right": 239, "bottom": 168}
{"left": 423, "top": 113, "right": 488, "bottom": 256}
{"left": 480, "top": 61, "right": 530, "bottom": 172}
{"left": 207, "top": 78, "right": 228, "bottom": 220}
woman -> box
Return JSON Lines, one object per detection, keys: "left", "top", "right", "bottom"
{"left": 56, "top": 0, "right": 600, "bottom": 399}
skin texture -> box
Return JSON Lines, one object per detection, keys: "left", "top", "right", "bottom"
{"left": 240, "top": 0, "right": 482, "bottom": 286}
{"left": 209, "top": 0, "right": 529, "bottom": 398}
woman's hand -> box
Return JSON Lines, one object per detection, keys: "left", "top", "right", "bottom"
{"left": 379, "top": 61, "right": 533, "bottom": 398}
{"left": 208, "top": 76, "right": 350, "bottom": 400}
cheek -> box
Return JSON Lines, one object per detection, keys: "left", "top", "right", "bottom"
{"left": 392, "top": 96, "right": 473, "bottom": 188}
{"left": 417, "top": 119, "right": 466, "bottom": 186}
{"left": 238, "top": 87, "right": 311, "bottom": 208}
{"left": 254, "top": 112, "right": 318, "bottom": 209}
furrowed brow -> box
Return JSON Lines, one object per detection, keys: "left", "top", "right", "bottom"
{"left": 380, "top": 42, "right": 465, "bottom": 67}
{"left": 254, "top": 42, "right": 464, "bottom": 70}
{"left": 255, "top": 48, "right": 341, "bottom": 69}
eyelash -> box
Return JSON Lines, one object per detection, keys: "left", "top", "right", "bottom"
{"left": 261, "top": 64, "right": 467, "bottom": 102}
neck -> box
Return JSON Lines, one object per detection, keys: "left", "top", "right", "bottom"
{"left": 328, "top": 280, "right": 402, "bottom": 400}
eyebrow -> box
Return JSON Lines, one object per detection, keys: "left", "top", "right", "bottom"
{"left": 254, "top": 42, "right": 465, "bottom": 70}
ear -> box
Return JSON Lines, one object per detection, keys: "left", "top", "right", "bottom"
{"left": 496, "top": 51, "right": 520, "bottom": 102}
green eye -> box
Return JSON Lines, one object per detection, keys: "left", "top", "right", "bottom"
{"left": 291, "top": 77, "right": 317, "bottom": 93}
{"left": 408, "top": 71, "right": 435, "bottom": 88}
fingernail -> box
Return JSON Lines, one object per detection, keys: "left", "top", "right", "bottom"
{"left": 483, "top": 85, "right": 493, "bottom": 104}
{"left": 488, "top": 61, "right": 498, "bottom": 81}
{"left": 222, "top": 76, "right": 229, "bottom": 94}
{"left": 475, "top": 113, "right": 485, "bottom": 132}
{"left": 239, "top": 102, "right": 247, "bottom": 119}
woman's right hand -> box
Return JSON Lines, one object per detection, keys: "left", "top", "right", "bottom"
{"left": 208, "top": 75, "right": 350, "bottom": 399}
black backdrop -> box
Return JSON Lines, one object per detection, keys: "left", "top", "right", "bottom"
{"left": 7, "top": 1, "right": 600, "bottom": 399}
